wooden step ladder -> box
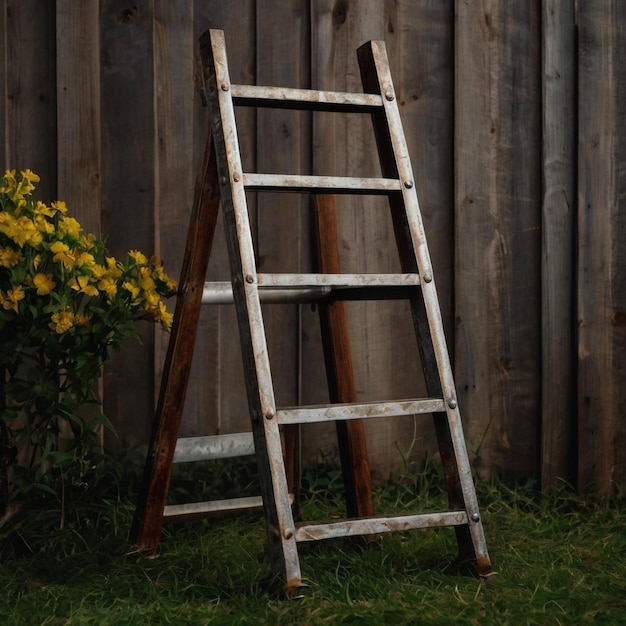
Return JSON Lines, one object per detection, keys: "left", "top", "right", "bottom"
{"left": 131, "top": 28, "right": 491, "bottom": 598}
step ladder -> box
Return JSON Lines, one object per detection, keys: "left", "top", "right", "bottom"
{"left": 131, "top": 28, "right": 491, "bottom": 598}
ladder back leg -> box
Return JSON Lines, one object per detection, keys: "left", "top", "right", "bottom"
{"left": 130, "top": 131, "right": 222, "bottom": 551}
{"left": 314, "top": 194, "right": 374, "bottom": 520}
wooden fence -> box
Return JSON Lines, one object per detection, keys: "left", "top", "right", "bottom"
{"left": 1, "top": 1, "right": 624, "bottom": 493}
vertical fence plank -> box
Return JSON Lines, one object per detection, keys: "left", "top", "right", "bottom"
{"left": 577, "top": 0, "right": 626, "bottom": 493}
{"left": 384, "top": 0, "right": 455, "bottom": 465}
{"left": 152, "top": 0, "right": 195, "bottom": 430}
{"left": 310, "top": 0, "right": 420, "bottom": 478}
{"left": 5, "top": 1, "right": 57, "bottom": 198}
{"left": 56, "top": 0, "right": 101, "bottom": 234}
{"left": 100, "top": 0, "right": 156, "bottom": 444}
{"left": 255, "top": 0, "right": 310, "bottom": 410}
{"left": 0, "top": 0, "right": 6, "bottom": 163}
{"left": 189, "top": 2, "right": 257, "bottom": 437}
{"left": 455, "top": 1, "right": 542, "bottom": 480}
{"left": 540, "top": 0, "right": 576, "bottom": 490}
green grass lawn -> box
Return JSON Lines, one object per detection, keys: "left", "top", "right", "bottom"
{"left": 0, "top": 459, "right": 625, "bottom": 625}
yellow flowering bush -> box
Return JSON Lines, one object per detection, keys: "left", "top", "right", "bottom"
{"left": 0, "top": 170, "right": 175, "bottom": 512}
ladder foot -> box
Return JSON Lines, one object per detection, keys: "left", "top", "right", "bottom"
{"left": 455, "top": 553, "right": 493, "bottom": 579}
{"left": 284, "top": 579, "right": 308, "bottom": 601}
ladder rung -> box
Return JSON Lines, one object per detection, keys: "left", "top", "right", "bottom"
{"left": 276, "top": 398, "right": 445, "bottom": 425}
{"left": 257, "top": 273, "right": 420, "bottom": 288}
{"left": 173, "top": 433, "right": 255, "bottom": 464}
{"left": 295, "top": 510, "right": 469, "bottom": 542}
{"left": 242, "top": 173, "right": 402, "bottom": 194}
{"left": 163, "top": 496, "right": 263, "bottom": 522}
{"left": 230, "top": 83, "right": 383, "bottom": 112}
{"left": 201, "top": 274, "right": 420, "bottom": 305}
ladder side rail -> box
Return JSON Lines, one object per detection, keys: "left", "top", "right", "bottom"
{"left": 357, "top": 40, "right": 491, "bottom": 575}
{"left": 201, "top": 29, "right": 302, "bottom": 594}
{"left": 358, "top": 42, "right": 491, "bottom": 575}
{"left": 130, "top": 130, "right": 222, "bottom": 552}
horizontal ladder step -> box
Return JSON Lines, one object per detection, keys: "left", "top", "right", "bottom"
{"left": 295, "top": 510, "right": 469, "bottom": 542}
{"left": 242, "top": 173, "right": 401, "bottom": 194}
{"left": 276, "top": 398, "right": 445, "bottom": 425}
{"left": 230, "top": 83, "right": 383, "bottom": 112}
{"left": 163, "top": 496, "right": 263, "bottom": 522}
{"left": 202, "top": 274, "right": 420, "bottom": 304}
{"left": 173, "top": 433, "right": 255, "bottom": 464}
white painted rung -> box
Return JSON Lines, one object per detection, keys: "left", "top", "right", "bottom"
{"left": 202, "top": 274, "right": 420, "bottom": 305}
{"left": 230, "top": 83, "right": 383, "bottom": 112}
{"left": 163, "top": 496, "right": 263, "bottom": 522}
{"left": 173, "top": 433, "right": 255, "bottom": 464}
{"left": 242, "top": 173, "right": 402, "bottom": 194}
{"left": 295, "top": 510, "right": 469, "bottom": 542}
{"left": 276, "top": 398, "right": 446, "bottom": 425}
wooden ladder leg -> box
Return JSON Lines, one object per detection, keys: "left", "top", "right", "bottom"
{"left": 313, "top": 195, "right": 373, "bottom": 518}
{"left": 130, "top": 131, "right": 222, "bottom": 552}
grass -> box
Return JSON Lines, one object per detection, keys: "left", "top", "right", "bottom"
{"left": 0, "top": 454, "right": 625, "bottom": 625}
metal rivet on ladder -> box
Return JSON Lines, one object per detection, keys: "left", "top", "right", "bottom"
{"left": 220, "top": 82, "right": 229, "bottom": 91}
{"left": 385, "top": 92, "right": 394, "bottom": 101}
{"left": 233, "top": 172, "right": 241, "bottom": 182}
{"left": 448, "top": 398, "right": 457, "bottom": 409}
{"left": 471, "top": 513, "right": 480, "bottom": 523}
{"left": 404, "top": 180, "right": 414, "bottom": 189}
{"left": 264, "top": 408, "right": 275, "bottom": 420}
{"left": 283, "top": 528, "right": 294, "bottom": 540}
{"left": 245, "top": 274, "right": 254, "bottom": 284}
{"left": 423, "top": 274, "right": 432, "bottom": 283}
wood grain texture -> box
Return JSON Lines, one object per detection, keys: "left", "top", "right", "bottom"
{"left": 5, "top": 1, "right": 57, "bottom": 198}
{"left": 383, "top": 0, "right": 454, "bottom": 463}
{"left": 100, "top": 0, "right": 156, "bottom": 445}
{"left": 153, "top": 0, "right": 195, "bottom": 431}
{"left": 455, "top": 1, "right": 542, "bottom": 480}
{"left": 540, "top": 0, "right": 576, "bottom": 489}
{"left": 308, "top": 0, "right": 423, "bottom": 479}
{"left": 56, "top": 0, "right": 102, "bottom": 235}
{"left": 577, "top": 0, "right": 626, "bottom": 493}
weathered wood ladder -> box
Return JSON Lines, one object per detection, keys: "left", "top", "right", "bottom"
{"left": 131, "top": 28, "right": 491, "bottom": 598}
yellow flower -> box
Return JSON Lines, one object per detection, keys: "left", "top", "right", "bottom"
{"left": 0, "top": 247, "right": 22, "bottom": 267}
{"left": 34, "top": 214, "right": 54, "bottom": 234}
{"left": 20, "top": 169, "right": 40, "bottom": 184}
{"left": 139, "top": 267, "right": 156, "bottom": 291}
{"left": 70, "top": 275, "right": 99, "bottom": 297}
{"left": 105, "top": 256, "right": 122, "bottom": 278}
{"left": 98, "top": 277, "right": 118, "bottom": 297}
{"left": 143, "top": 289, "right": 160, "bottom": 308}
{"left": 122, "top": 280, "right": 141, "bottom": 301}
{"left": 0, "top": 286, "right": 25, "bottom": 313}
{"left": 59, "top": 216, "right": 82, "bottom": 239}
{"left": 75, "top": 251, "right": 95, "bottom": 269}
{"left": 153, "top": 265, "right": 177, "bottom": 291}
{"left": 33, "top": 273, "right": 56, "bottom": 295}
{"left": 2, "top": 215, "right": 41, "bottom": 247}
{"left": 50, "top": 310, "right": 75, "bottom": 334}
{"left": 50, "top": 241, "right": 75, "bottom": 269}
{"left": 157, "top": 301, "right": 174, "bottom": 331}
{"left": 34, "top": 200, "right": 56, "bottom": 218}
{"left": 128, "top": 249, "right": 148, "bottom": 264}
{"left": 0, "top": 170, "right": 17, "bottom": 193}
{"left": 51, "top": 200, "right": 68, "bottom": 214}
